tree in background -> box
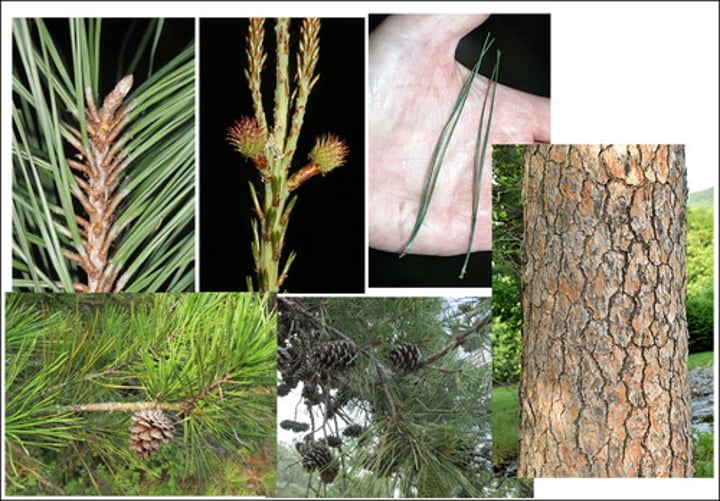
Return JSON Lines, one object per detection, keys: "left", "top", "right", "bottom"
{"left": 518, "top": 145, "right": 694, "bottom": 477}
{"left": 686, "top": 204, "right": 714, "bottom": 353}
{"left": 491, "top": 145, "right": 524, "bottom": 384}
{"left": 276, "top": 296, "right": 530, "bottom": 497}
{"left": 4, "top": 293, "right": 276, "bottom": 495}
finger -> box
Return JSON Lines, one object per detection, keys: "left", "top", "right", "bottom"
{"left": 374, "top": 14, "right": 491, "bottom": 52}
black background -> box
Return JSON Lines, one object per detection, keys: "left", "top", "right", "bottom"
{"left": 368, "top": 14, "right": 550, "bottom": 288}
{"left": 199, "top": 18, "right": 365, "bottom": 293}
{"left": 30, "top": 19, "right": 194, "bottom": 101}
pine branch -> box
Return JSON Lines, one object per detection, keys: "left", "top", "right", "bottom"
{"left": 54, "top": 374, "right": 237, "bottom": 416}
{"left": 56, "top": 401, "right": 181, "bottom": 413}
{"left": 280, "top": 297, "right": 401, "bottom": 423}
{"left": 227, "top": 18, "right": 348, "bottom": 292}
{"left": 422, "top": 313, "right": 491, "bottom": 367}
{"left": 179, "top": 373, "right": 232, "bottom": 415}
{"left": 63, "top": 74, "right": 135, "bottom": 292}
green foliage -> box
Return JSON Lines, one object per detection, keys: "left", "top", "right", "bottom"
{"left": 277, "top": 297, "right": 512, "bottom": 498}
{"left": 686, "top": 206, "right": 714, "bottom": 353}
{"left": 12, "top": 18, "right": 194, "bottom": 292}
{"left": 693, "top": 431, "right": 714, "bottom": 478}
{"left": 492, "top": 271, "right": 522, "bottom": 384}
{"left": 490, "top": 384, "right": 519, "bottom": 465}
{"left": 492, "top": 144, "right": 524, "bottom": 279}
{"left": 492, "top": 318, "right": 521, "bottom": 385}
{"left": 4, "top": 293, "right": 276, "bottom": 496}
{"left": 491, "top": 145, "right": 524, "bottom": 386}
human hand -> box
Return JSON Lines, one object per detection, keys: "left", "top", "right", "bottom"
{"left": 369, "top": 14, "right": 550, "bottom": 256}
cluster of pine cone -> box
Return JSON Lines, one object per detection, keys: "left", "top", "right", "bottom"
{"left": 277, "top": 304, "right": 358, "bottom": 405}
{"left": 277, "top": 300, "right": 426, "bottom": 484}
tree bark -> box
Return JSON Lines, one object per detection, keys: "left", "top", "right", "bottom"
{"left": 518, "top": 145, "right": 694, "bottom": 477}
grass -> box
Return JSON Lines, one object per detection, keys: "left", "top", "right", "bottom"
{"left": 694, "top": 431, "right": 714, "bottom": 478}
{"left": 688, "top": 351, "right": 714, "bottom": 370}
{"left": 491, "top": 384, "right": 519, "bottom": 464}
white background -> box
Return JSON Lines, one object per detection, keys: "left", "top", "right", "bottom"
{"left": 1, "top": 2, "right": 718, "bottom": 500}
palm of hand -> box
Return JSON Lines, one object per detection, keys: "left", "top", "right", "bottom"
{"left": 369, "top": 18, "right": 549, "bottom": 256}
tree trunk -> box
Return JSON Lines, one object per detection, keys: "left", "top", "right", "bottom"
{"left": 518, "top": 145, "right": 694, "bottom": 477}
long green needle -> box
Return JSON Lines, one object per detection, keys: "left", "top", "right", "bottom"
{"left": 400, "top": 33, "right": 496, "bottom": 258}
{"left": 459, "top": 49, "right": 501, "bottom": 279}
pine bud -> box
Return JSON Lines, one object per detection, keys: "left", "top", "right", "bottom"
{"left": 226, "top": 116, "right": 266, "bottom": 158}
{"left": 309, "top": 133, "right": 348, "bottom": 173}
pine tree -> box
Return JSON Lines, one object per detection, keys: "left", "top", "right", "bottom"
{"left": 276, "top": 296, "right": 512, "bottom": 498}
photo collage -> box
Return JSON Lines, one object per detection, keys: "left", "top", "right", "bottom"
{"left": 1, "top": 2, "right": 717, "bottom": 500}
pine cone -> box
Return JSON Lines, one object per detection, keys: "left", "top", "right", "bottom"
{"left": 388, "top": 343, "right": 423, "bottom": 372}
{"left": 342, "top": 423, "right": 364, "bottom": 437}
{"left": 128, "top": 409, "right": 174, "bottom": 459}
{"left": 309, "top": 340, "right": 357, "bottom": 378}
{"left": 321, "top": 435, "right": 343, "bottom": 448}
{"left": 301, "top": 440, "right": 339, "bottom": 483}
{"left": 301, "top": 441, "right": 332, "bottom": 471}
{"left": 319, "top": 457, "right": 340, "bottom": 484}
{"left": 302, "top": 383, "right": 322, "bottom": 406}
{"left": 280, "top": 419, "right": 310, "bottom": 433}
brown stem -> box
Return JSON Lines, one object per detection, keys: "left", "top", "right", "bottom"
{"left": 57, "top": 401, "right": 182, "bottom": 413}
{"left": 64, "top": 75, "right": 134, "bottom": 292}
{"left": 179, "top": 373, "right": 233, "bottom": 415}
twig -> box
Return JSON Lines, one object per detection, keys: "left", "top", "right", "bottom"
{"left": 56, "top": 401, "right": 182, "bottom": 413}
{"left": 374, "top": 362, "right": 398, "bottom": 421}
{"left": 54, "top": 373, "right": 234, "bottom": 416}
{"left": 422, "top": 313, "right": 491, "bottom": 366}
{"left": 180, "top": 373, "right": 233, "bottom": 415}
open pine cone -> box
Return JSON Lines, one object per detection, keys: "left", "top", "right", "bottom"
{"left": 300, "top": 440, "right": 339, "bottom": 483}
{"left": 129, "top": 409, "right": 175, "bottom": 459}
{"left": 388, "top": 343, "right": 423, "bottom": 372}
{"left": 309, "top": 339, "right": 357, "bottom": 379}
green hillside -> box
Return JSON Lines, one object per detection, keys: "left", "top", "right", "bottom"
{"left": 689, "top": 187, "right": 714, "bottom": 210}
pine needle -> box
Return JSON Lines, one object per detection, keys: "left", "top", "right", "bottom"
{"left": 459, "top": 49, "right": 501, "bottom": 279}
{"left": 400, "top": 33, "right": 497, "bottom": 259}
